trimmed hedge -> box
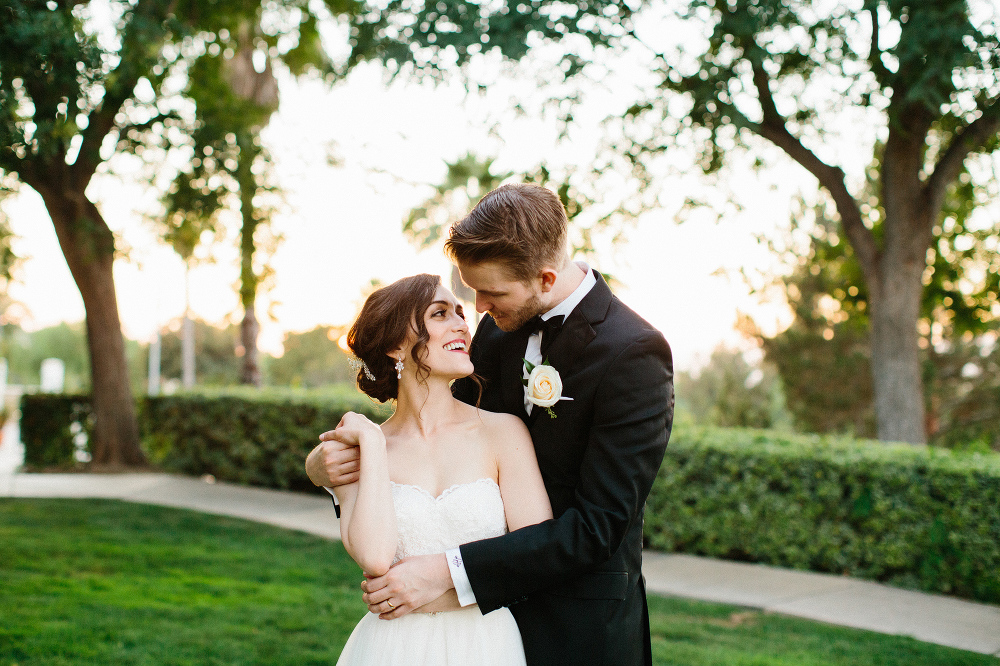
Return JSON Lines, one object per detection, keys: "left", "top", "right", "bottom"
{"left": 19, "top": 391, "right": 388, "bottom": 491}
{"left": 645, "top": 427, "right": 1000, "bottom": 603}
{"left": 19, "top": 394, "right": 1000, "bottom": 603}
{"left": 141, "top": 394, "right": 388, "bottom": 492}
{"left": 19, "top": 394, "right": 92, "bottom": 469}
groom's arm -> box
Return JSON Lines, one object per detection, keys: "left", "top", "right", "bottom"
{"left": 460, "top": 331, "right": 673, "bottom": 613}
{"left": 305, "top": 436, "right": 361, "bottom": 518}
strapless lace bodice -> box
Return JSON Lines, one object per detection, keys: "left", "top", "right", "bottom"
{"left": 337, "top": 477, "right": 526, "bottom": 665}
{"left": 390, "top": 478, "right": 508, "bottom": 563}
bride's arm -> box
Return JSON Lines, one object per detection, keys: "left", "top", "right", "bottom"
{"left": 331, "top": 412, "right": 398, "bottom": 577}
{"left": 412, "top": 589, "right": 463, "bottom": 613}
{"left": 493, "top": 414, "right": 553, "bottom": 531}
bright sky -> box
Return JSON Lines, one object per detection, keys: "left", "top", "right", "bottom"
{"left": 5, "top": 47, "right": 808, "bottom": 374}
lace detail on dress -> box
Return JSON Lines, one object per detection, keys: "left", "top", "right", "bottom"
{"left": 390, "top": 478, "right": 507, "bottom": 563}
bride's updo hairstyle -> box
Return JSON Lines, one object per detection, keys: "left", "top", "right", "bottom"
{"left": 347, "top": 273, "right": 441, "bottom": 402}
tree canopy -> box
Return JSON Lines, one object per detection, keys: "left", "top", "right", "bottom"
{"left": 615, "top": 0, "right": 1000, "bottom": 443}
{"left": 0, "top": 0, "right": 351, "bottom": 464}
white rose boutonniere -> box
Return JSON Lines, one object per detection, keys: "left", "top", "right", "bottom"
{"left": 523, "top": 359, "right": 573, "bottom": 418}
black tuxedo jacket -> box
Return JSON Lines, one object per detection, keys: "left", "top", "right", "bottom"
{"left": 452, "top": 271, "right": 674, "bottom": 666}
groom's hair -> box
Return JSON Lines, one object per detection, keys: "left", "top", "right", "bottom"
{"left": 445, "top": 183, "right": 568, "bottom": 282}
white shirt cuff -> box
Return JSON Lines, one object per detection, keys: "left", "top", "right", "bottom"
{"left": 446, "top": 547, "right": 478, "bottom": 607}
{"left": 324, "top": 486, "right": 339, "bottom": 506}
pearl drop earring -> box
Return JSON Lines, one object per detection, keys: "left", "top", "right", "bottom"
{"left": 395, "top": 357, "right": 404, "bottom": 379}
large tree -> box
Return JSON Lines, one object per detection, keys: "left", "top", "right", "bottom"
{"left": 753, "top": 185, "right": 1000, "bottom": 446}
{"left": 160, "top": 19, "right": 291, "bottom": 387}
{"left": 618, "top": 0, "right": 999, "bottom": 443}
{"left": 0, "top": 0, "right": 345, "bottom": 465}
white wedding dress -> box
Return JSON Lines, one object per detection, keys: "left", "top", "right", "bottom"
{"left": 336, "top": 478, "right": 526, "bottom": 666}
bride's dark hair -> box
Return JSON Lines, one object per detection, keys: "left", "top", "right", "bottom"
{"left": 347, "top": 274, "right": 441, "bottom": 402}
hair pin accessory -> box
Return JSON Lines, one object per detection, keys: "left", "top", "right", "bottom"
{"left": 349, "top": 356, "right": 376, "bottom": 382}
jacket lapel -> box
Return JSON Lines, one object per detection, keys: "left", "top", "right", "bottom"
{"left": 526, "top": 270, "right": 613, "bottom": 427}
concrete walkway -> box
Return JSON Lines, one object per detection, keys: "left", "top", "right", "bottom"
{"left": 1, "top": 424, "right": 997, "bottom": 657}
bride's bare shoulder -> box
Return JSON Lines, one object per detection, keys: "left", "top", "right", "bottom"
{"left": 463, "top": 406, "right": 529, "bottom": 443}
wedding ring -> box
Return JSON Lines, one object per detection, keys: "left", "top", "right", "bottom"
{"left": 386, "top": 600, "right": 396, "bottom": 610}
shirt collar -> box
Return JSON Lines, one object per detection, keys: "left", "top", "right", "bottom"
{"left": 542, "top": 262, "right": 597, "bottom": 322}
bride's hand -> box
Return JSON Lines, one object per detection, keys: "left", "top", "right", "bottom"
{"left": 331, "top": 412, "right": 384, "bottom": 448}
{"left": 361, "top": 553, "right": 453, "bottom": 620}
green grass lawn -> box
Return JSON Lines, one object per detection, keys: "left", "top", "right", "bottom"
{"left": 2, "top": 499, "right": 995, "bottom": 666}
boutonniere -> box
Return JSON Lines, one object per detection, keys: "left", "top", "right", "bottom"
{"left": 523, "top": 358, "right": 573, "bottom": 418}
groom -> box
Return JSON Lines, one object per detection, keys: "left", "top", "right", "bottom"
{"left": 306, "top": 183, "right": 673, "bottom": 665}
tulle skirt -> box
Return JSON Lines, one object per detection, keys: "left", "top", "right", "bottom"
{"left": 336, "top": 607, "right": 526, "bottom": 666}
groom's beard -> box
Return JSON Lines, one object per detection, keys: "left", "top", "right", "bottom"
{"left": 490, "top": 293, "right": 544, "bottom": 332}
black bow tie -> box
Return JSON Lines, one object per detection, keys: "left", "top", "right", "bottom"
{"left": 525, "top": 315, "right": 565, "bottom": 356}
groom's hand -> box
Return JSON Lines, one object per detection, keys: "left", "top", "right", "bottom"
{"left": 361, "top": 553, "right": 453, "bottom": 619}
{"left": 305, "top": 434, "right": 360, "bottom": 487}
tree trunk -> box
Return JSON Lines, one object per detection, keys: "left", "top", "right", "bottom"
{"left": 182, "top": 313, "right": 196, "bottom": 388}
{"left": 236, "top": 133, "right": 263, "bottom": 387}
{"left": 868, "top": 258, "right": 927, "bottom": 443}
{"left": 240, "top": 303, "right": 261, "bottom": 386}
{"left": 40, "top": 187, "right": 145, "bottom": 467}
{"left": 869, "top": 142, "right": 933, "bottom": 444}
{"left": 237, "top": 204, "right": 262, "bottom": 386}
{"left": 237, "top": 184, "right": 261, "bottom": 387}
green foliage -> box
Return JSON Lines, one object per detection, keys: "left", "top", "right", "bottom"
{"left": 635, "top": 0, "right": 1000, "bottom": 169}
{"left": 0, "top": 0, "right": 362, "bottom": 461}
{"left": 20, "top": 390, "right": 390, "bottom": 488}
{"left": 155, "top": 317, "right": 243, "bottom": 386}
{"left": 4, "top": 323, "right": 90, "bottom": 391}
{"left": 756, "top": 195, "right": 1000, "bottom": 447}
{"left": 23, "top": 392, "right": 999, "bottom": 604}
{"left": 618, "top": 0, "right": 1000, "bottom": 442}
{"left": 19, "top": 394, "right": 91, "bottom": 469}
{"left": 0, "top": 2, "right": 105, "bottom": 169}
{"left": 676, "top": 346, "right": 790, "bottom": 430}
{"left": 2, "top": 322, "right": 147, "bottom": 392}
{"left": 348, "top": 0, "right": 631, "bottom": 80}
{"left": 645, "top": 426, "right": 1000, "bottom": 603}
{"left": 761, "top": 317, "right": 876, "bottom": 437}
{"left": 267, "top": 326, "right": 355, "bottom": 388}
{"left": 0, "top": 203, "right": 20, "bottom": 286}
{"left": 5, "top": 318, "right": 356, "bottom": 391}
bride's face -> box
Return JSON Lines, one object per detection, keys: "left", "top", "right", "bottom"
{"left": 400, "top": 286, "right": 473, "bottom": 381}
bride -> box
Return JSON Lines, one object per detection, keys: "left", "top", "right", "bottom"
{"left": 330, "top": 273, "right": 552, "bottom": 666}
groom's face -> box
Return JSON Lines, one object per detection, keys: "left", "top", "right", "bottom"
{"left": 457, "top": 260, "right": 544, "bottom": 332}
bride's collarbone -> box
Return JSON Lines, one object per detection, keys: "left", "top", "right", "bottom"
{"left": 387, "top": 442, "right": 495, "bottom": 497}
{"left": 385, "top": 421, "right": 488, "bottom": 453}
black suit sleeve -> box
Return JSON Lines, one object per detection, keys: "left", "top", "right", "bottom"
{"left": 459, "top": 331, "right": 674, "bottom": 613}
